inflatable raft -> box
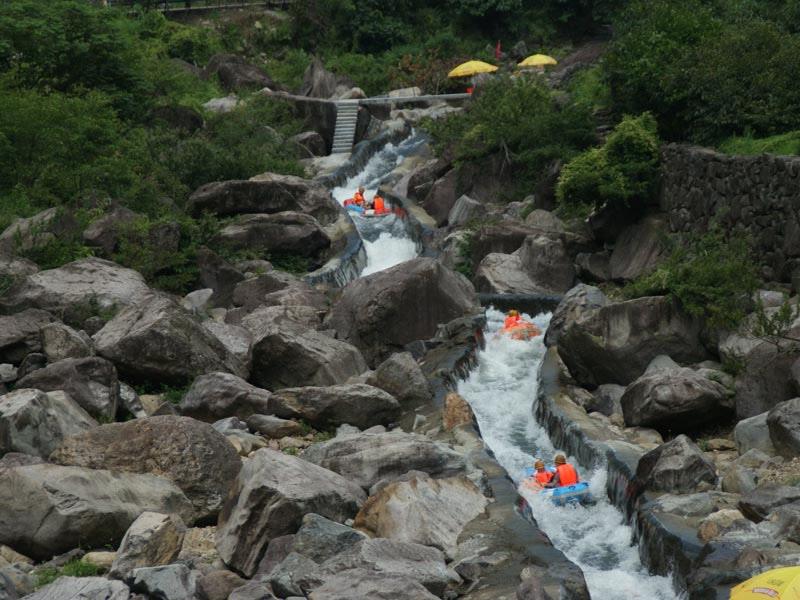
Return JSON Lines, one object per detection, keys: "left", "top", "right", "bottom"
{"left": 500, "top": 321, "right": 541, "bottom": 340}
{"left": 521, "top": 467, "right": 593, "bottom": 506}
{"left": 346, "top": 205, "right": 391, "bottom": 218}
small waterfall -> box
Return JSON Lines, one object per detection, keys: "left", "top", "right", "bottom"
{"left": 458, "top": 308, "right": 681, "bottom": 600}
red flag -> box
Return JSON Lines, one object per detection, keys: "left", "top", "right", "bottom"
{"left": 495, "top": 40, "right": 502, "bottom": 60}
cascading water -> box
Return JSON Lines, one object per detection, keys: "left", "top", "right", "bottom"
{"left": 331, "top": 133, "right": 427, "bottom": 276}
{"left": 458, "top": 308, "right": 681, "bottom": 600}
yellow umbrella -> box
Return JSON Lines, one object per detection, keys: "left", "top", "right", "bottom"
{"left": 518, "top": 54, "right": 558, "bottom": 68}
{"left": 730, "top": 566, "right": 800, "bottom": 599}
{"left": 447, "top": 60, "right": 498, "bottom": 78}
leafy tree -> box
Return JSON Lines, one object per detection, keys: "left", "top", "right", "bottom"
{"left": 556, "top": 113, "right": 660, "bottom": 214}
{"left": 624, "top": 229, "right": 759, "bottom": 329}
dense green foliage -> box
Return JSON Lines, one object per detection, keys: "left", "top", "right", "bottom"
{"left": 606, "top": 0, "right": 800, "bottom": 143}
{"left": 425, "top": 76, "right": 594, "bottom": 198}
{"left": 624, "top": 230, "right": 759, "bottom": 328}
{"left": 0, "top": 1, "right": 305, "bottom": 293}
{"left": 719, "top": 130, "right": 800, "bottom": 156}
{"left": 556, "top": 113, "right": 660, "bottom": 216}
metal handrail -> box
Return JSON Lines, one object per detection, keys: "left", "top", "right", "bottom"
{"left": 106, "top": 0, "right": 293, "bottom": 11}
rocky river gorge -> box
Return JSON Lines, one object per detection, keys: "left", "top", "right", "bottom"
{"left": 2, "top": 51, "right": 800, "bottom": 600}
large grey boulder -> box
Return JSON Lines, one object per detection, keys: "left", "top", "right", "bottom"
{"left": 589, "top": 384, "right": 625, "bottom": 418}
{"left": 302, "top": 431, "right": 466, "bottom": 490}
{"left": 326, "top": 258, "right": 478, "bottom": 366}
{"left": 22, "top": 577, "right": 130, "bottom": 600}
{"left": 249, "top": 321, "right": 366, "bottom": 390}
{"left": 215, "top": 212, "right": 331, "bottom": 259}
{"left": 216, "top": 449, "right": 366, "bottom": 577}
{"left": 188, "top": 174, "right": 340, "bottom": 225}
{"left": 543, "top": 284, "right": 608, "bottom": 348}
{"left": 516, "top": 232, "right": 576, "bottom": 294}
{"left": 472, "top": 253, "right": 543, "bottom": 295}
{"left": 0, "top": 258, "right": 151, "bottom": 325}
{"left": 469, "top": 221, "right": 537, "bottom": 266}
{"left": 366, "top": 352, "right": 433, "bottom": 408}
{"left": 299, "top": 56, "right": 354, "bottom": 99}
{"left": 229, "top": 582, "right": 278, "bottom": 600}
{"left": 767, "top": 398, "right": 800, "bottom": 458}
{"left": 318, "top": 539, "right": 453, "bottom": 596}
{"left": 575, "top": 251, "right": 611, "bottom": 283}
{"left": 0, "top": 309, "right": 55, "bottom": 364}
{"left": 196, "top": 247, "right": 245, "bottom": 309}
{"left": 720, "top": 316, "right": 800, "bottom": 418}
{"left": 205, "top": 53, "right": 274, "bottom": 91}
{"left": 82, "top": 206, "right": 139, "bottom": 256}
{"left": 0, "top": 564, "right": 35, "bottom": 599}
{"left": 447, "top": 195, "right": 485, "bottom": 228}
{"left": 621, "top": 364, "right": 731, "bottom": 430}
{"left": 16, "top": 356, "right": 119, "bottom": 421}
{"left": 309, "top": 570, "right": 439, "bottom": 600}
{"left": 0, "top": 208, "right": 70, "bottom": 254}
{"left": 738, "top": 485, "right": 800, "bottom": 523}
{"left": 0, "top": 463, "right": 192, "bottom": 560}
{"left": 635, "top": 435, "right": 717, "bottom": 493}
{"left": 202, "top": 321, "right": 252, "bottom": 371}
{"left": 40, "top": 322, "right": 94, "bottom": 362}
{"left": 354, "top": 473, "right": 487, "bottom": 558}
{"left": 291, "top": 513, "right": 367, "bottom": 564}
{"left": 246, "top": 414, "right": 303, "bottom": 439}
{"left": 558, "top": 295, "right": 707, "bottom": 387}
{"left": 128, "top": 564, "right": 202, "bottom": 600}
{"left": 50, "top": 416, "right": 241, "bottom": 522}
{"left": 268, "top": 384, "right": 400, "bottom": 429}
{"left": 289, "top": 131, "right": 327, "bottom": 158}
{"left": 608, "top": 216, "right": 667, "bottom": 281}
{"left": 110, "top": 512, "right": 186, "bottom": 579}
{"left": 232, "top": 272, "right": 297, "bottom": 311}
{"left": 200, "top": 570, "right": 248, "bottom": 600}
{"left": 268, "top": 552, "right": 324, "bottom": 597}
{"left": 0, "top": 389, "right": 97, "bottom": 457}
{"left": 735, "top": 412, "right": 777, "bottom": 455}
{"left": 180, "top": 372, "right": 271, "bottom": 423}
{"left": 93, "top": 294, "right": 248, "bottom": 384}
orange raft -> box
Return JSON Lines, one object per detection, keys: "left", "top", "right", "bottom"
{"left": 500, "top": 321, "right": 541, "bottom": 340}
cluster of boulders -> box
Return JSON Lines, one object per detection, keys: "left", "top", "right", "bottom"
{"left": 1, "top": 200, "right": 550, "bottom": 599}
{"left": 535, "top": 277, "right": 800, "bottom": 594}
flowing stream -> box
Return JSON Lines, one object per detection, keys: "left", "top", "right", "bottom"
{"left": 333, "top": 133, "right": 681, "bottom": 598}
{"left": 457, "top": 308, "right": 681, "bottom": 600}
{"left": 331, "top": 133, "right": 427, "bottom": 276}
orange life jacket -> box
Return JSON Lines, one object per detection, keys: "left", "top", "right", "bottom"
{"left": 374, "top": 196, "right": 385, "bottom": 213}
{"left": 534, "top": 469, "right": 553, "bottom": 485}
{"left": 503, "top": 315, "right": 521, "bottom": 329}
{"left": 556, "top": 463, "right": 578, "bottom": 486}
{"left": 354, "top": 192, "right": 365, "bottom": 205}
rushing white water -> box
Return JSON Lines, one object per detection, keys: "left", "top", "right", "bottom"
{"left": 458, "top": 308, "right": 680, "bottom": 600}
{"left": 331, "top": 134, "right": 426, "bottom": 275}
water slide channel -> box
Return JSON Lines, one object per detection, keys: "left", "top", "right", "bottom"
{"left": 330, "top": 134, "right": 681, "bottom": 599}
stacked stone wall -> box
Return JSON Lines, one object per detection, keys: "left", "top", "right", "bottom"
{"left": 660, "top": 144, "right": 800, "bottom": 281}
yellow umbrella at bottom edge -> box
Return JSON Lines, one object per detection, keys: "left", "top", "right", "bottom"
{"left": 730, "top": 566, "right": 800, "bottom": 599}
{"left": 447, "top": 60, "right": 499, "bottom": 78}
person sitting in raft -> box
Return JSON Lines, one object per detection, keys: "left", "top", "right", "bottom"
{"left": 372, "top": 193, "right": 386, "bottom": 214}
{"left": 532, "top": 459, "right": 553, "bottom": 486}
{"left": 503, "top": 309, "right": 523, "bottom": 329}
{"left": 354, "top": 186, "right": 366, "bottom": 206}
{"left": 545, "top": 454, "right": 580, "bottom": 488}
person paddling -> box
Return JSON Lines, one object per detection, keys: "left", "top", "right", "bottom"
{"left": 503, "top": 309, "right": 523, "bottom": 329}
{"left": 372, "top": 193, "right": 386, "bottom": 214}
{"left": 545, "top": 454, "right": 579, "bottom": 488}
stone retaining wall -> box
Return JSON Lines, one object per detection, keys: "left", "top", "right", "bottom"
{"left": 660, "top": 144, "right": 800, "bottom": 282}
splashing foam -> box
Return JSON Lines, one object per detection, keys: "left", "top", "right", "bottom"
{"left": 458, "top": 308, "right": 680, "bottom": 600}
{"left": 331, "top": 134, "right": 425, "bottom": 276}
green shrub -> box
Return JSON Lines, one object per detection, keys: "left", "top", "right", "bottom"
{"left": 567, "top": 65, "right": 612, "bottom": 112}
{"left": 35, "top": 560, "right": 102, "bottom": 589}
{"left": 623, "top": 229, "right": 759, "bottom": 328}
{"left": 556, "top": 113, "right": 659, "bottom": 214}
{"left": 424, "top": 76, "right": 594, "bottom": 198}
{"left": 719, "top": 130, "right": 800, "bottom": 156}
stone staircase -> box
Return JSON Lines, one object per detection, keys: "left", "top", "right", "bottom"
{"left": 331, "top": 101, "right": 359, "bottom": 154}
